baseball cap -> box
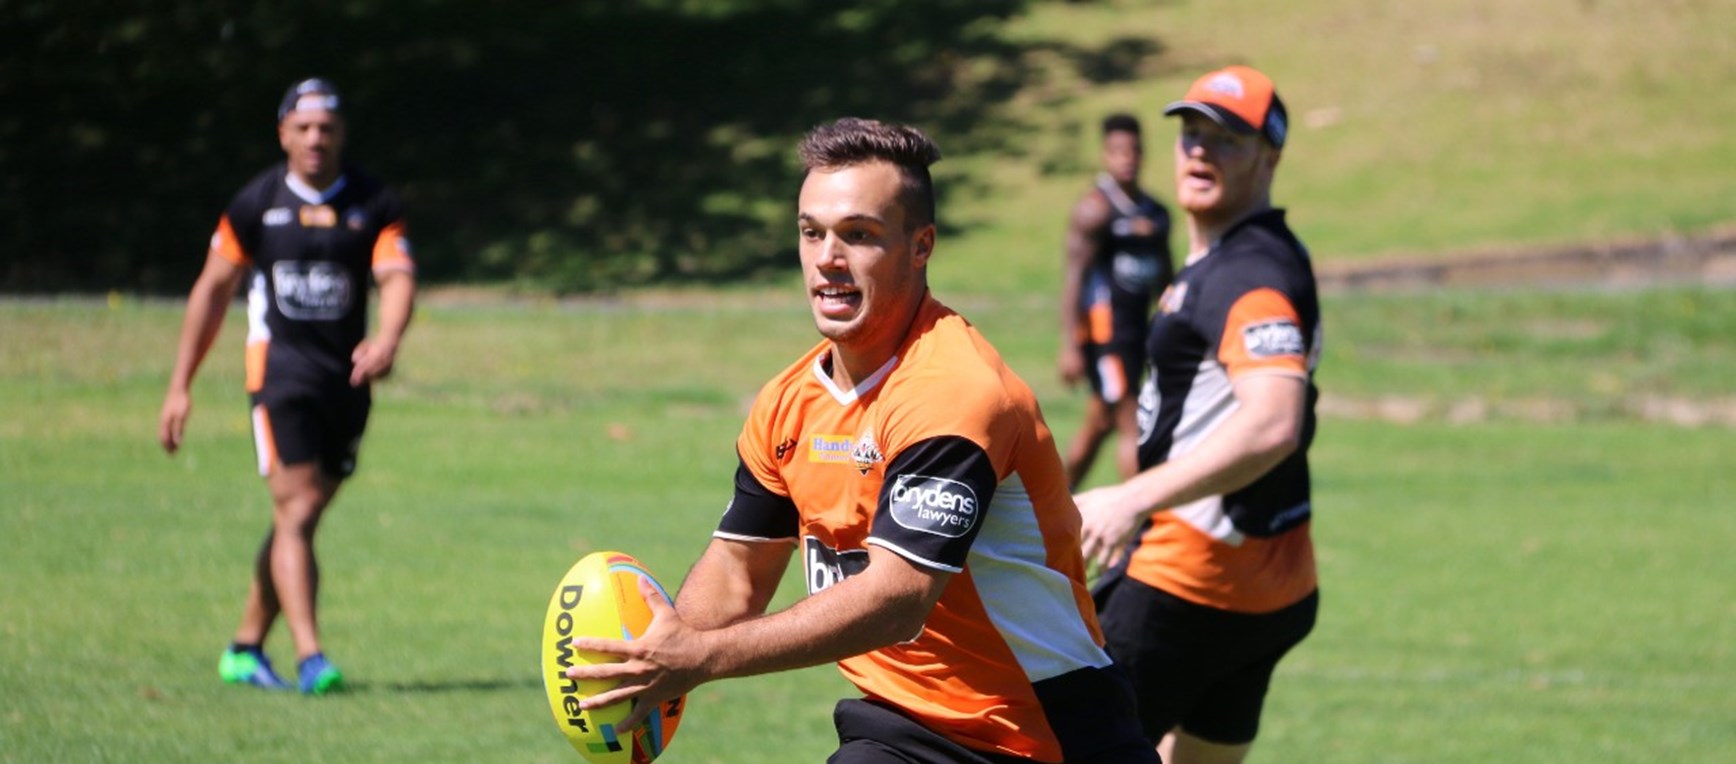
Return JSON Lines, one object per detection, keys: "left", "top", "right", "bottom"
{"left": 277, "top": 77, "right": 342, "bottom": 122}
{"left": 1163, "top": 65, "right": 1287, "bottom": 149}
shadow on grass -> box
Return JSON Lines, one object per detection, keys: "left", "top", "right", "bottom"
{"left": 3, "top": 1, "right": 1167, "bottom": 293}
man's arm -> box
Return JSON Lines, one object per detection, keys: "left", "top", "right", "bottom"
{"left": 569, "top": 543, "right": 949, "bottom": 729}
{"left": 1075, "top": 373, "right": 1306, "bottom": 567}
{"left": 350, "top": 267, "right": 415, "bottom": 386}
{"left": 673, "top": 537, "right": 793, "bottom": 630}
{"left": 158, "top": 251, "right": 247, "bottom": 455}
{"left": 1058, "top": 192, "right": 1112, "bottom": 386}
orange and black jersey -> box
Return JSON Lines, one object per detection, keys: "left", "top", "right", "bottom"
{"left": 209, "top": 163, "right": 412, "bottom": 392}
{"left": 1131, "top": 208, "right": 1319, "bottom": 613}
{"left": 720, "top": 296, "right": 1144, "bottom": 762}
{"left": 1079, "top": 174, "right": 1172, "bottom": 349}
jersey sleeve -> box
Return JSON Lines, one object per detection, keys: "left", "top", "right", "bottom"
{"left": 369, "top": 188, "right": 414, "bottom": 276}
{"left": 1216, "top": 287, "right": 1308, "bottom": 379}
{"left": 209, "top": 214, "right": 250, "bottom": 266}
{"left": 371, "top": 219, "right": 415, "bottom": 275}
{"left": 868, "top": 435, "right": 998, "bottom": 573}
{"left": 216, "top": 181, "right": 269, "bottom": 266}
{"left": 716, "top": 385, "right": 799, "bottom": 542}
{"left": 716, "top": 454, "right": 799, "bottom": 541}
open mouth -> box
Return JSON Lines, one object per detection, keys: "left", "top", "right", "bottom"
{"left": 1181, "top": 165, "right": 1217, "bottom": 191}
{"left": 813, "top": 284, "right": 861, "bottom": 316}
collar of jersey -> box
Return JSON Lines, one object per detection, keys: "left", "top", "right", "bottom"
{"left": 812, "top": 350, "right": 898, "bottom": 406}
{"left": 284, "top": 172, "right": 349, "bottom": 205}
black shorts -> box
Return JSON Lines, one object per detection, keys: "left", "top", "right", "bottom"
{"left": 829, "top": 697, "right": 1159, "bottom": 764}
{"left": 249, "top": 384, "right": 371, "bottom": 479}
{"left": 1094, "top": 573, "right": 1317, "bottom": 745}
{"left": 1081, "top": 339, "right": 1145, "bottom": 405}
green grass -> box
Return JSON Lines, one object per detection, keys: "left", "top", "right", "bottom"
{"left": 928, "top": 0, "right": 1736, "bottom": 297}
{"left": 3, "top": 288, "right": 1734, "bottom": 762}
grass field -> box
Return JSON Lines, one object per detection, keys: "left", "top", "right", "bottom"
{"left": 2, "top": 287, "right": 1733, "bottom": 762}
{"left": 928, "top": 0, "right": 1736, "bottom": 297}
{"left": 6, "top": 0, "right": 1736, "bottom": 760}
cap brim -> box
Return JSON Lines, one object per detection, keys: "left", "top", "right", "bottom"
{"left": 1162, "top": 101, "right": 1257, "bottom": 134}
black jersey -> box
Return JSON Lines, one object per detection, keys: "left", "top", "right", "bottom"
{"left": 1136, "top": 209, "right": 1319, "bottom": 541}
{"left": 1083, "top": 173, "right": 1172, "bottom": 344}
{"left": 210, "top": 163, "right": 413, "bottom": 392}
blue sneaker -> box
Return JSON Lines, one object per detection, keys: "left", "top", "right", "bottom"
{"left": 218, "top": 648, "right": 289, "bottom": 690}
{"left": 297, "top": 652, "right": 345, "bottom": 696}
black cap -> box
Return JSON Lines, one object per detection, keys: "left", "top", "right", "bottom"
{"left": 277, "top": 78, "right": 342, "bottom": 122}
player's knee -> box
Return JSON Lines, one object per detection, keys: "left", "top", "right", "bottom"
{"left": 272, "top": 498, "right": 326, "bottom": 535}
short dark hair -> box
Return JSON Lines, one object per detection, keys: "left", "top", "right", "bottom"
{"left": 798, "top": 118, "right": 942, "bottom": 231}
{"left": 1102, "top": 113, "right": 1141, "bottom": 138}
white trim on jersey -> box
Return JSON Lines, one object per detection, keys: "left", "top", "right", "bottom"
{"left": 1170, "top": 494, "right": 1245, "bottom": 546}
{"left": 283, "top": 173, "right": 349, "bottom": 205}
{"left": 245, "top": 271, "right": 272, "bottom": 345}
{"left": 963, "top": 473, "right": 1114, "bottom": 682}
{"left": 812, "top": 350, "right": 899, "bottom": 406}
{"left": 1168, "top": 358, "right": 1239, "bottom": 457}
{"left": 865, "top": 537, "right": 963, "bottom": 574}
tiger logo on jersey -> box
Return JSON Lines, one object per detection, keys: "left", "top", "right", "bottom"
{"left": 851, "top": 429, "right": 883, "bottom": 474}
{"left": 1158, "top": 282, "right": 1188, "bottom": 315}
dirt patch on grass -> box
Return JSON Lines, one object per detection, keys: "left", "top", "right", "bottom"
{"left": 1317, "top": 225, "right": 1736, "bottom": 294}
{"left": 1320, "top": 393, "right": 1736, "bottom": 428}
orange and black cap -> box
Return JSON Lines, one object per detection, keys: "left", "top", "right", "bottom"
{"left": 1163, "top": 66, "right": 1288, "bottom": 149}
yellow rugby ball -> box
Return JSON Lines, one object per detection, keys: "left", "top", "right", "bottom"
{"left": 541, "top": 551, "right": 684, "bottom": 763}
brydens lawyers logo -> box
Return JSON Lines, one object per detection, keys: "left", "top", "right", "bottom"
{"left": 888, "top": 474, "right": 978, "bottom": 538}
{"left": 1242, "top": 319, "right": 1305, "bottom": 358}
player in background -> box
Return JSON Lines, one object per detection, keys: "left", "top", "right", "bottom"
{"left": 1075, "top": 66, "right": 1320, "bottom": 764}
{"left": 567, "top": 118, "right": 1160, "bottom": 764}
{"left": 157, "top": 77, "right": 416, "bottom": 696}
{"left": 1057, "top": 113, "right": 1173, "bottom": 489}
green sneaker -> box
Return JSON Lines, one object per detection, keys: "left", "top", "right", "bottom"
{"left": 218, "top": 648, "right": 289, "bottom": 690}
{"left": 297, "top": 652, "right": 345, "bottom": 696}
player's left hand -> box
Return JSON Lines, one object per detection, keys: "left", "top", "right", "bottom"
{"left": 349, "top": 337, "right": 398, "bottom": 386}
{"left": 568, "top": 576, "right": 708, "bottom": 732}
{"left": 1075, "top": 484, "right": 1147, "bottom": 570}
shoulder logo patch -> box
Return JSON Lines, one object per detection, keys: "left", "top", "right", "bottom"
{"left": 888, "top": 474, "right": 979, "bottom": 538}
{"left": 1242, "top": 319, "right": 1305, "bottom": 358}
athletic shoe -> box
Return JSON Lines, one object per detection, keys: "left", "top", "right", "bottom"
{"left": 297, "top": 652, "right": 345, "bottom": 696}
{"left": 218, "top": 648, "right": 289, "bottom": 690}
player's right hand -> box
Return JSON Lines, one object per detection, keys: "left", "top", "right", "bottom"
{"left": 158, "top": 391, "right": 191, "bottom": 455}
{"left": 1057, "top": 346, "right": 1085, "bottom": 388}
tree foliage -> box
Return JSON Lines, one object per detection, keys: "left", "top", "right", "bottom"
{"left": 2, "top": 1, "right": 1159, "bottom": 293}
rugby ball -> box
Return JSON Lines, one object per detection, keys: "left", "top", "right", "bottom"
{"left": 541, "top": 551, "right": 684, "bottom": 763}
